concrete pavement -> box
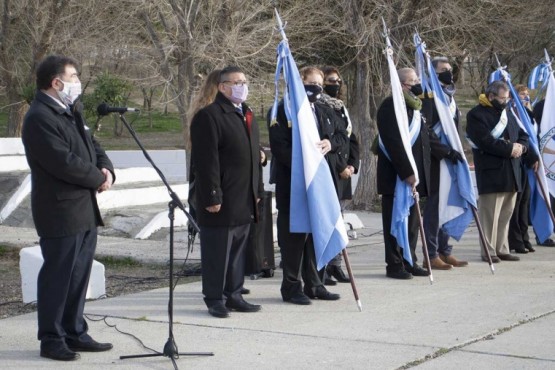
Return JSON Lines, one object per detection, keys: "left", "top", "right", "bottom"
{"left": 1, "top": 211, "right": 555, "bottom": 369}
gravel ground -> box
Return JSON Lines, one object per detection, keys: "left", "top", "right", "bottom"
{"left": 0, "top": 244, "right": 201, "bottom": 320}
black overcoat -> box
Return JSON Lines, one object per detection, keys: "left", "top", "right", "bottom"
{"left": 466, "top": 104, "right": 529, "bottom": 194}
{"left": 190, "top": 92, "right": 262, "bottom": 227}
{"left": 268, "top": 101, "right": 348, "bottom": 212}
{"left": 21, "top": 91, "right": 114, "bottom": 238}
{"left": 376, "top": 96, "right": 438, "bottom": 197}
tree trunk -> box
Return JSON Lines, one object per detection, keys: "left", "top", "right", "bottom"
{"left": 350, "top": 53, "right": 378, "bottom": 210}
{"left": 6, "top": 101, "right": 26, "bottom": 137}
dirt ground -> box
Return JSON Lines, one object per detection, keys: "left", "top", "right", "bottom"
{"left": 0, "top": 245, "right": 201, "bottom": 320}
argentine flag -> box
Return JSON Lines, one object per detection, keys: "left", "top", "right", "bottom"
{"left": 270, "top": 38, "right": 348, "bottom": 270}
{"left": 490, "top": 67, "right": 554, "bottom": 243}
{"left": 414, "top": 33, "right": 475, "bottom": 240}
{"left": 381, "top": 28, "right": 419, "bottom": 266}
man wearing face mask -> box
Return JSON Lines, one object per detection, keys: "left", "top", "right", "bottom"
{"left": 377, "top": 67, "right": 442, "bottom": 279}
{"left": 22, "top": 55, "right": 115, "bottom": 361}
{"left": 466, "top": 80, "right": 529, "bottom": 263}
{"left": 421, "top": 56, "right": 469, "bottom": 270}
{"left": 268, "top": 66, "right": 346, "bottom": 304}
{"left": 190, "top": 66, "right": 263, "bottom": 318}
{"left": 508, "top": 85, "right": 540, "bottom": 254}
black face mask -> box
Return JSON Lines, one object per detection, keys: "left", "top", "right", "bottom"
{"left": 304, "top": 84, "right": 323, "bottom": 103}
{"left": 491, "top": 99, "right": 507, "bottom": 112}
{"left": 323, "top": 84, "right": 341, "bottom": 98}
{"left": 409, "top": 83, "right": 423, "bottom": 96}
{"left": 437, "top": 70, "right": 453, "bottom": 85}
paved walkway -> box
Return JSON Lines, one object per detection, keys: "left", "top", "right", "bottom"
{"left": 1, "top": 211, "right": 555, "bottom": 369}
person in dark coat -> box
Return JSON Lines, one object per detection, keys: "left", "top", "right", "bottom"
{"left": 190, "top": 66, "right": 263, "bottom": 318}
{"left": 508, "top": 85, "right": 540, "bottom": 254}
{"left": 22, "top": 55, "right": 115, "bottom": 361}
{"left": 420, "top": 56, "right": 469, "bottom": 270}
{"left": 269, "top": 66, "right": 345, "bottom": 304}
{"left": 377, "top": 67, "right": 439, "bottom": 280}
{"left": 318, "top": 66, "right": 360, "bottom": 284}
{"left": 466, "top": 80, "right": 530, "bottom": 263}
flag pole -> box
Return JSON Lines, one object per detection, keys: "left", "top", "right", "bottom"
{"left": 274, "top": 7, "right": 362, "bottom": 310}
{"left": 413, "top": 191, "right": 434, "bottom": 284}
{"left": 471, "top": 206, "right": 495, "bottom": 274}
{"left": 342, "top": 249, "right": 362, "bottom": 311}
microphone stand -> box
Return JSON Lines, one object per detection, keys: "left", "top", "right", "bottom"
{"left": 113, "top": 112, "right": 214, "bottom": 367}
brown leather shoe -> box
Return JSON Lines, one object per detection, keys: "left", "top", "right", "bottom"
{"left": 498, "top": 254, "right": 520, "bottom": 261}
{"left": 424, "top": 257, "right": 452, "bottom": 270}
{"left": 440, "top": 254, "right": 469, "bottom": 267}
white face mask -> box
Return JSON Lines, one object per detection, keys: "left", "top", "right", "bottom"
{"left": 229, "top": 84, "right": 248, "bottom": 104}
{"left": 56, "top": 78, "right": 82, "bottom": 104}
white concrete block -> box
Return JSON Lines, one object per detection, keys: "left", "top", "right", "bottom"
{"left": 114, "top": 167, "right": 161, "bottom": 184}
{"left": 0, "top": 138, "right": 25, "bottom": 155}
{"left": 106, "top": 150, "right": 187, "bottom": 182}
{"left": 96, "top": 184, "right": 189, "bottom": 210}
{"left": 344, "top": 213, "right": 364, "bottom": 230}
{"left": 0, "top": 155, "right": 29, "bottom": 172}
{"left": 134, "top": 208, "right": 190, "bottom": 239}
{"left": 19, "top": 246, "right": 105, "bottom": 304}
{"left": 0, "top": 174, "right": 31, "bottom": 223}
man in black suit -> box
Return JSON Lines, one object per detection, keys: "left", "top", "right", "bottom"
{"left": 377, "top": 67, "right": 439, "bottom": 280}
{"left": 190, "top": 66, "right": 263, "bottom": 318}
{"left": 22, "top": 55, "right": 115, "bottom": 361}
{"left": 466, "top": 80, "right": 530, "bottom": 263}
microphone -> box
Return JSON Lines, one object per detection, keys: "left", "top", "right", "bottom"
{"left": 97, "top": 102, "right": 140, "bottom": 116}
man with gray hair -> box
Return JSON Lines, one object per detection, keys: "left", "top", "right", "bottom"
{"left": 466, "top": 80, "right": 529, "bottom": 263}
{"left": 377, "top": 67, "right": 443, "bottom": 279}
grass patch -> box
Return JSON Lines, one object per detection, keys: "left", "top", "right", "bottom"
{"left": 95, "top": 255, "right": 142, "bottom": 268}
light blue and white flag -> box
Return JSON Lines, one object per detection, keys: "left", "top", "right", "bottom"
{"left": 490, "top": 64, "right": 554, "bottom": 243}
{"left": 380, "top": 20, "right": 419, "bottom": 266}
{"left": 534, "top": 54, "right": 555, "bottom": 199}
{"left": 528, "top": 50, "right": 552, "bottom": 106}
{"left": 269, "top": 12, "right": 348, "bottom": 270}
{"left": 413, "top": 33, "right": 475, "bottom": 240}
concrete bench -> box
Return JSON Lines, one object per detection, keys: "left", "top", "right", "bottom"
{"left": 19, "top": 246, "right": 105, "bottom": 304}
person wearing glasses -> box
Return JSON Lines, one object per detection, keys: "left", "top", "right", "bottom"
{"left": 269, "top": 66, "right": 346, "bottom": 304}
{"left": 190, "top": 66, "right": 263, "bottom": 318}
{"left": 466, "top": 80, "right": 530, "bottom": 263}
{"left": 318, "top": 66, "right": 359, "bottom": 285}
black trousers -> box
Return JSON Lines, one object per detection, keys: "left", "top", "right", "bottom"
{"left": 199, "top": 224, "right": 250, "bottom": 308}
{"left": 277, "top": 211, "right": 322, "bottom": 299}
{"left": 509, "top": 174, "right": 531, "bottom": 249}
{"left": 37, "top": 228, "right": 97, "bottom": 342}
{"left": 381, "top": 194, "right": 419, "bottom": 273}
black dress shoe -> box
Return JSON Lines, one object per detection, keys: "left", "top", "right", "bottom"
{"left": 386, "top": 270, "right": 413, "bottom": 280}
{"left": 406, "top": 264, "right": 430, "bottom": 277}
{"left": 326, "top": 265, "right": 351, "bottom": 283}
{"left": 512, "top": 248, "right": 528, "bottom": 254}
{"left": 40, "top": 341, "right": 80, "bottom": 361}
{"left": 208, "top": 303, "right": 230, "bottom": 318}
{"left": 498, "top": 254, "right": 520, "bottom": 261}
{"left": 66, "top": 338, "right": 113, "bottom": 352}
{"left": 524, "top": 243, "right": 535, "bottom": 252}
{"left": 241, "top": 287, "right": 250, "bottom": 295}
{"left": 283, "top": 292, "right": 312, "bottom": 305}
{"left": 304, "top": 286, "right": 340, "bottom": 300}
{"left": 324, "top": 277, "right": 337, "bottom": 286}
{"left": 225, "top": 298, "right": 261, "bottom": 312}
{"left": 539, "top": 238, "right": 555, "bottom": 247}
